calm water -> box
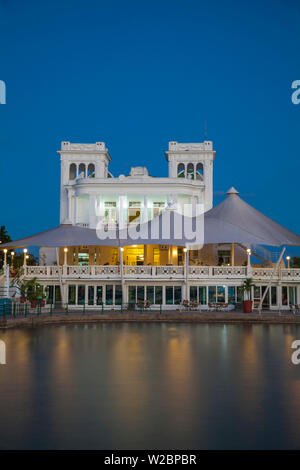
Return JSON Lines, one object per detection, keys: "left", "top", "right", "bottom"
{"left": 1, "top": 323, "right": 300, "bottom": 449}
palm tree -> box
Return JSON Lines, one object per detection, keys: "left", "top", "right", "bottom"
{"left": 241, "top": 278, "right": 254, "bottom": 301}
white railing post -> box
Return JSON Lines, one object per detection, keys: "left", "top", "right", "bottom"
{"left": 23, "top": 248, "right": 28, "bottom": 268}
{"left": 247, "top": 248, "right": 252, "bottom": 277}
{"left": 3, "top": 249, "right": 7, "bottom": 269}
{"left": 4, "top": 264, "right": 9, "bottom": 297}
{"left": 183, "top": 248, "right": 188, "bottom": 300}
{"left": 120, "top": 247, "right": 124, "bottom": 305}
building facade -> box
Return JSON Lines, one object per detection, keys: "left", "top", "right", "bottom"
{"left": 21, "top": 140, "right": 299, "bottom": 311}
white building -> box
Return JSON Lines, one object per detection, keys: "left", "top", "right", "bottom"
{"left": 4, "top": 140, "right": 300, "bottom": 311}
{"left": 59, "top": 140, "right": 214, "bottom": 228}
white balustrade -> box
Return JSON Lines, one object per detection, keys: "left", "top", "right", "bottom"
{"left": 281, "top": 268, "right": 300, "bottom": 280}
{"left": 251, "top": 268, "right": 274, "bottom": 279}
{"left": 188, "top": 266, "right": 210, "bottom": 277}
{"left": 212, "top": 266, "right": 247, "bottom": 277}
{"left": 22, "top": 265, "right": 300, "bottom": 282}
{"left": 124, "top": 265, "right": 153, "bottom": 277}
{"left": 155, "top": 266, "right": 184, "bottom": 277}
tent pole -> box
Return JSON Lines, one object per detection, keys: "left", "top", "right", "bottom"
{"left": 258, "top": 247, "right": 286, "bottom": 314}
{"left": 56, "top": 247, "right": 65, "bottom": 308}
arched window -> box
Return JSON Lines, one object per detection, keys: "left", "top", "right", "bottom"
{"left": 187, "top": 163, "right": 194, "bottom": 180}
{"left": 177, "top": 163, "right": 185, "bottom": 178}
{"left": 196, "top": 162, "right": 204, "bottom": 180}
{"left": 69, "top": 163, "right": 77, "bottom": 180}
{"left": 88, "top": 163, "right": 95, "bottom": 178}
{"left": 78, "top": 163, "right": 86, "bottom": 178}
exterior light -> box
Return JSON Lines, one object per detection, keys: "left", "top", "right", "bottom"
{"left": 11, "top": 251, "right": 15, "bottom": 269}
{"left": 247, "top": 248, "right": 251, "bottom": 254}
{"left": 120, "top": 247, "right": 124, "bottom": 252}
{"left": 286, "top": 256, "right": 291, "bottom": 269}
{"left": 3, "top": 249, "right": 7, "bottom": 253}
{"left": 286, "top": 256, "right": 291, "bottom": 260}
{"left": 23, "top": 248, "right": 28, "bottom": 267}
{"left": 183, "top": 248, "right": 188, "bottom": 253}
{"left": 26, "top": 255, "right": 29, "bottom": 259}
{"left": 63, "top": 247, "right": 69, "bottom": 266}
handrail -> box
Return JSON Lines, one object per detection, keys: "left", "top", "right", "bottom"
{"left": 22, "top": 265, "right": 300, "bottom": 281}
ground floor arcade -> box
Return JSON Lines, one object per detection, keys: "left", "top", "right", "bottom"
{"left": 39, "top": 281, "right": 298, "bottom": 311}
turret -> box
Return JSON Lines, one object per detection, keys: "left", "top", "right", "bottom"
{"left": 165, "top": 141, "right": 215, "bottom": 210}
{"left": 58, "top": 141, "right": 111, "bottom": 223}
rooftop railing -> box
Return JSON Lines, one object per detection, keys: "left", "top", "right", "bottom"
{"left": 22, "top": 265, "right": 300, "bottom": 282}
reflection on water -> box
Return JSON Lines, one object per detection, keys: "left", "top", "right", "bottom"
{"left": 1, "top": 323, "right": 300, "bottom": 449}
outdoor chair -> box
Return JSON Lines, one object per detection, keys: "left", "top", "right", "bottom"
{"left": 136, "top": 300, "right": 145, "bottom": 312}
{"left": 289, "top": 303, "right": 296, "bottom": 314}
{"left": 190, "top": 300, "right": 200, "bottom": 311}
{"left": 182, "top": 299, "right": 191, "bottom": 311}
{"left": 220, "top": 303, "right": 229, "bottom": 311}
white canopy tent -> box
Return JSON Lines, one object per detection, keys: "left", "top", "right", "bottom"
{"left": 2, "top": 188, "right": 300, "bottom": 310}
{"left": 205, "top": 187, "right": 300, "bottom": 246}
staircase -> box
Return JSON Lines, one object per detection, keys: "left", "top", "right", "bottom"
{"left": 0, "top": 266, "right": 23, "bottom": 299}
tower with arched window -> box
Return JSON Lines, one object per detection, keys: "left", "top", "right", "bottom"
{"left": 165, "top": 141, "right": 215, "bottom": 210}
{"left": 58, "top": 142, "right": 111, "bottom": 224}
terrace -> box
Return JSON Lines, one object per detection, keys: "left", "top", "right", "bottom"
{"left": 23, "top": 264, "right": 300, "bottom": 282}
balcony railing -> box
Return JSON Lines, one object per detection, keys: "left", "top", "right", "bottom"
{"left": 22, "top": 265, "right": 300, "bottom": 282}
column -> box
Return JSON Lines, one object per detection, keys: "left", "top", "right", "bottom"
{"left": 231, "top": 243, "right": 235, "bottom": 266}
{"left": 74, "top": 196, "right": 78, "bottom": 225}
{"left": 67, "top": 190, "right": 72, "bottom": 221}
{"left": 4, "top": 263, "right": 9, "bottom": 298}
{"left": 247, "top": 248, "right": 252, "bottom": 276}
{"left": 120, "top": 247, "right": 124, "bottom": 305}
{"left": 89, "top": 194, "right": 96, "bottom": 228}
{"left": 3, "top": 249, "right": 7, "bottom": 268}
{"left": 277, "top": 284, "right": 282, "bottom": 310}
{"left": 89, "top": 247, "right": 95, "bottom": 265}
{"left": 119, "top": 195, "right": 127, "bottom": 230}
{"left": 96, "top": 247, "right": 101, "bottom": 265}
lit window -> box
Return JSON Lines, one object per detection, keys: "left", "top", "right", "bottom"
{"left": 153, "top": 202, "right": 165, "bottom": 217}
{"left": 128, "top": 201, "right": 141, "bottom": 223}
{"left": 104, "top": 201, "right": 117, "bottom": 223}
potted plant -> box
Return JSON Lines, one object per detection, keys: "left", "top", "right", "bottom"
{"left": 17, "top": 278, "right": 45, "bottom": 308}
{"left": 27, "top": 283, "right": 44, "bottom": 308}
{"left": 241, "top": 278, "right": 254, "bottom": 313}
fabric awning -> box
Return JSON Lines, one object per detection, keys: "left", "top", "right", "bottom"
{"left": 205, "top": 187, "right": 300, "bottom": 246}
{"left": 0, "top": 224, "right": 111, "bottom": 248}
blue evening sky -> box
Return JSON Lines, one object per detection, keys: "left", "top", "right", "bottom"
{"left": 0, "top": 0, "right": 299, "bottom": 254}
